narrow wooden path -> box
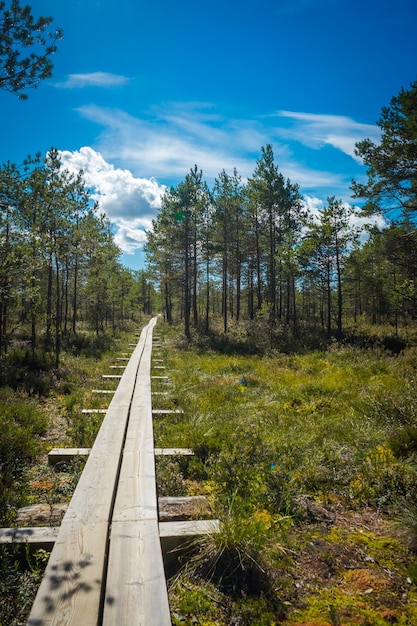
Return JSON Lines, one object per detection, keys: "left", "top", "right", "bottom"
{"left": 27, "top": 317, "right": 170, "bottom": 625}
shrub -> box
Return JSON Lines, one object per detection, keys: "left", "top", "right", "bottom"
{"left": 0, "top": 388, "right": 47, "bottom": 523}
{"left": 394, "top": 496, "right": 417, "bottom": 552}
{"left": 184, "top": 497, "right": 287, "bottom": 597}
{"left": 389, "top": 425, "right": 417, "bottom": 458}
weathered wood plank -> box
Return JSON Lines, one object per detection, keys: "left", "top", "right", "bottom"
{"left": 47, "top": 446, "right": 194, "bottom": 465}
{"left": 27, "top": 521, "right": 110, "bottom": 625}
{"left": 154, "top": 448, "right": 194, "bottom": 456}
{"left": 159, "top": 519, "right": 220, "bottom": 538}
{"left": 28, "top": 322, "right": 153, "bottom": 625}
{"left": 0, "top": 518, "right": 219, "bottom": 548}
{"left": 104, "top": 316, "right": 171, "bottom": 625}
{"left": 48, "top": 448, "right": 91, "bottom": 465}
{"left": 103, "top": 520, "right": 170, "bottom": 625}
{"left": 0, "top": 526, "right": 59, "bottom": 546}
{"left": 158, "top": 496, "right": 209, "bottom": 521}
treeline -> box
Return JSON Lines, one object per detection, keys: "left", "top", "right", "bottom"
{"left": 145, "top": 144, "right": 417, "bottom": 345}
{"left": 0, "top": 149, "right": 153, "bottom": 366}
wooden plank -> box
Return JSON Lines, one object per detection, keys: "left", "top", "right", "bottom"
{"left": 102, "top": 374, "right": 122, "bottom": 379}
{"left": 28, "top": 520, "right": 110, "bottom": 625}
{"left": 0, "top": 518, "right": 219, "bottom": 548}
{"left": 158, "top": 496, "right": 208, "bottom": 521}
{"left": 159, "top": 519, "right": 220, "bottom": 538}
{"left": 152, "top": 409, "right": 184, "bottom": 414}
{"left": 0, "top": 526, "right": 59, "bottom": 546}
{"left": 82, "top": 409, "right": 107, "bottom": 414}
{"left": 103, "top": 520, "right": 170, "bottom": 625}
{"left": 104, "top": 316, "right": 171, "bottom": 625}
{"left": 48, "top": 448, "right": 91, "bottom": 465}
{"left": 154, "top": 448, "right": 193, "bottom": 456}
{"left": 48, "top": 446, "right": 194, "bottom": 464}
{"left": 91, "top": 389, "right": 115, "bottom": 394}
{"left": 28, "top": 322, "right": 153, "bottom": 625}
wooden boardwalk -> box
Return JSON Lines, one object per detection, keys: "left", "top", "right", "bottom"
{"left": 27, "top": 317, "right": 171, "bottom": 625}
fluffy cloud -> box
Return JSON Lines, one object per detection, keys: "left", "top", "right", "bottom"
{"left": 59, "top": 104, "right": 381, "bottom": 261}
{"left": 58, "top": 147, "right": 166, "bottom": 254}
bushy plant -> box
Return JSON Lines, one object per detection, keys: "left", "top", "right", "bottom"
{"left": 0, "top": 545, "right": 47, "bottom": 626}
{"left": 394, "top": 496, "right": 417, "bottom": 553}
{"left": 0, "top": 388, "right": 47, "bottom": 523}
{"left": 184, "top": 497, "right": 287, "bottom": 597}
{"left": 0, "top": 349, "right": 56, "bottom": 395}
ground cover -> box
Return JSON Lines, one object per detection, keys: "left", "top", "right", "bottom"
{"left": 2, "top": 320, "right": 417, "bottom": 625}
{"left": 153, "top": 324, "right": 417, "bottom": 625}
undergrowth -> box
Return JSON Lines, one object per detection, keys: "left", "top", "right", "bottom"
{"left": 155, "top": 321, "right": 417, "bottom": 624}
{"left": 3, "top": 318, "right": 417, "bottom": 624}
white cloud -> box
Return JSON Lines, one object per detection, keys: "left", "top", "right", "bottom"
{"left": 274, "top": 110, "right": 380, "bottom": 161}
{"left": 61, "top": 102, "right": 382, "bottom": 263}
{"left": 75, "top": 103, "right": 355, "bottom": 194}
{"left": 58, "top": 147, "right": 166, "bottom": 254}
{"left": 56, "top": 72, "right": 130, "bottom": 88}
{"left": 303, "top": 195, "right": 387, "bottom": 242}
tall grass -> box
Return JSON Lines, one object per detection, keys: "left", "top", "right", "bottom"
{"left": 156, "top": 341, "right": 417, "bottom": 511}
{"left": 155, "top": 324, "right": 417, "bottom": 621}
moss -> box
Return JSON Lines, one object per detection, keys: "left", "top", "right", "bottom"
{"left": 285, "top": 587, "right": 401, "bottom": 625}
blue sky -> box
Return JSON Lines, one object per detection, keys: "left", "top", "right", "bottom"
{"left": 1, "top": 0, "right": 416, "bottom": 269}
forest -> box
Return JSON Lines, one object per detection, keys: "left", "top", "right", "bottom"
{"left": 145, "top": 79, "right": 417, "bottom": 349}
{"left": 0, "top": 148, "right": 154, "bottom": 369}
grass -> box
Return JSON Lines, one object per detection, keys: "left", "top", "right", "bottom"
{"left": 156, "top": 341, "right": 414, "bottom": 511}
{"left": 154, "top": 322, "right": 417, "bottom": 624}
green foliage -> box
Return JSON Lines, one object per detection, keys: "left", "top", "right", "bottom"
{"left": 0, "top": 388, "right": 47, "bottom": 523}
{"left": 154, "top": 325, "right": 417, "bottom": 623}
{"left": 184, "top": 497, "right": 285, "bottom": 596}
{"left": 170, "top": 577, "right": 228, "bottom": 625}
{"left": 156, "top": 457, "right": 188, "bottom": 496}
{"left": 0, "top": 544, "right": 47, "bottom": 626}
{"left": 352, "top": 78, "right": 417, "bottom": 217}
{"left": 394, "top": 497, "right": 417, "bottom": 552}
{"left": 63, "top": 332, "right": 114, "bottom": 358}
{"left": 0, "top": 348, "right": 56, "bottom": 394}
{"left": 0, "top": 0, "right": 63, "bottom": 99}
